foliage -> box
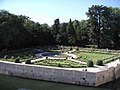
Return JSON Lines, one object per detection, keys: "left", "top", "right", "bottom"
{"left": 86, "top": 5, "right": 120, "bottom": 49}
{"left": 15, "top": 57, "right": 20, "bottom": 63}
{"left": 96, "top": 60, "right": 103, "bottom": 66}
{"left": 76, "top": 48, "right": 79, "bottom": 51}
{"left": 70, "top": 47, "right": 73, "bottom": 51}
{"left": 0, "top": 5, "right": 120, "bottom": 50}
{"left": 35, "top": 59, "right": 86, "bottom": 68}
{"left": 87, "top": 60, "right": 94, "bottom": 67}
{"left": 25, "top": 60, "right": 32, "bottom": 64}
{"left": 0, "top": 10, "right": 54, "bottom": 51}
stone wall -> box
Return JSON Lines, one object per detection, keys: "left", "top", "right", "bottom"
{"left": 96, "top": 67, "right": 114, "bottom": 86}
{"left": 0, "top": 61, "right": 96, "bottom": 86}
{"left": 115, "top": 64, "right": 120, "bottom": 79}
{"left": 96, "top": 64, "right": 120, "bottom": 86}
{"left": 0, "top": 60, "right": 120, "bottom": 86}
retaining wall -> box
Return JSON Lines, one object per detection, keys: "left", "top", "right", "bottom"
{"left": 0, "top": 61, "right": 96, "bottom": 86}
{"left": 0, "top": 61, "right": 120, "bottom": 86}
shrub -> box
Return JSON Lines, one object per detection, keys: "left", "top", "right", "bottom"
{"left": 96, "top": 60, "right": 103, "bottom": 66}
{"left": 15, "top": 57, "right": 20, "bottom": 63}
{"left": 25, "top": 60, "right": 32, "bottom": 64}
{"left": 76, "top": 48, "right": 79, "bottom": 51}
{"left": 87, "top": 60, "right": 94, "bottom": 67}
{"left": 70, "top": 47, "right": 73, "bottom": 51}
{"left": 58, "top": 63, "right": 62, "bottom": 67}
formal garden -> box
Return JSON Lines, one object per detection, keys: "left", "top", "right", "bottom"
{"left": 0, "top": 46, "right": 120, "bottom": 68}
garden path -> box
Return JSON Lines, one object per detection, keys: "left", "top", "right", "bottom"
{"left": 22, "top": 51, "right": 87, "bottom": 64}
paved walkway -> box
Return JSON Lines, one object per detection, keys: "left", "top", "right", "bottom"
{"left": 22, "top": 57, "right": 46, "bottom": 64}
{"left": 68, "top": 58, "right": 87, "bottom": 64}
{"left": 31, "top": 57, "right": 46, "bottom": 63}
{"left": 63, "top": 52, "right": 87, "bottom": 64}
{"left": 63, "top": 52, "right": 77, "bottom": 58}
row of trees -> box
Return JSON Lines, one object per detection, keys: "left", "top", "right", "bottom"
{"left": 0, "top": 5, "right": 120, "bottom": 51}
{"left": 0, "top": 10, "right": 54, "bottom": 50}
{"left": 52, "top": 18, "right": 89, "bottom": 46}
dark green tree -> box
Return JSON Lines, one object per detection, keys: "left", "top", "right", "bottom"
{"left": 52, "top": 18, "right": 60, "bottom": 44}
{"left": 66, "top": 19, "right": 76, "bottom": 45}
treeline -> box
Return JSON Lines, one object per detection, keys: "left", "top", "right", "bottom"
{"left": 0, "top": 10, "right": 54, "bottom": 50}
{"left": 0, "top": 5, "right": 120, "bottom": 51}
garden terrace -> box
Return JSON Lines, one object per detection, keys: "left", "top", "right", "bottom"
{"left": 0, "top": 46, "right": 120, "bottom": 67}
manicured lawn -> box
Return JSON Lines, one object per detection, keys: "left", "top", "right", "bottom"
{"left": 34, "top": 59, "right": 86, "bottom": 68}
{"left": 73, "top": 51, "right": 116, "bottom": 63}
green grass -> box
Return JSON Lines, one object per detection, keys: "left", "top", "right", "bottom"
{"left": 73, "top": 51, "right": 116, "bottom": 63}
{"left": 0, "top": 47, "right": 119, "bottom": 66}
{"left": 34, "top": 59, "right": 86, "bottom": 68}
{"left": 0, "top": 58, "right": 15, "bottom": 62}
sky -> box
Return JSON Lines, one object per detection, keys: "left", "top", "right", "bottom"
{"left": 0, "top": 0, "right": 120, "bottom": 25}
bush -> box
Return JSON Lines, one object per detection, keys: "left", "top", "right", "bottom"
{"left": 15, "top": 57, "right": 20, "bottom": 63}
{"left": 70, "top": 47, "right": 73, "bottom": 51}
{"left": 58, "top": 63, "right": 62, "bottom": 67}
{"left": 87, "top": 60, "right": 94, "bottom": 67}
{"left": 96, "top": 60, "right": 103, "bottom": 66}
{"left": 25, "top": 60, "right": 32, "bottom": 64}
{"left": 76, "top": 48, "right": 79, "bottom": 51}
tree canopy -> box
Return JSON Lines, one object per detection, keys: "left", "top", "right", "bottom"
{"left": 0, "top": 5, "right": 120, "bottom": 51}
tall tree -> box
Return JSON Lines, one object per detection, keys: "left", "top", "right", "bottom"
{"left": 86, "top": 5, "right": 110, "bottom": 48}
{"left": 52, "top": 18, "right": 60, "bottom": 44}
{"left": 111, "top": 7, "right": 120, "bottom": 49}
{"left": 66, "top": 19, "right": 76, "bottom": 45}
{"left": 59, "top": 23, "right": 68, "bottom": 45}
{"left": 79, "top": 20, "right": 89, "bottom": 46}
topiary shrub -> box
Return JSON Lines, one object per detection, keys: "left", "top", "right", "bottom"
{"left": 87, "top": 60, "right": 94, "bottom": 67}
{"left": 96, "top": 60, "right": 103, "bottom": 66}
{"left": 70, "top": 47, "right": 73, "bottom": 51}
{"left": 15, "top": 57, "right": 20, "bottom": 63}
{"left": 25, "top": 60, "right": 32, "bottom": 64}
{"left": 76, "top": 48, "right": 79, "bottom": 51}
